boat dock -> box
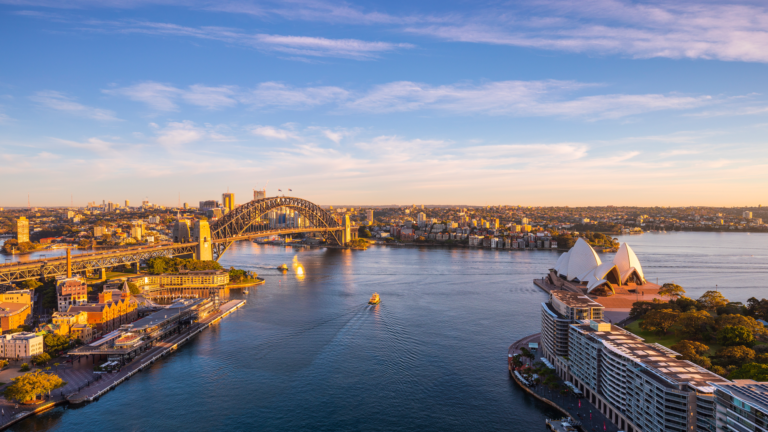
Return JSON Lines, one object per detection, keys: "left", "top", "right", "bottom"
{"left": 66, "top": 299, "right": 246, "bottom": 404}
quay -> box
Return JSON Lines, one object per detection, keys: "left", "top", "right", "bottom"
{"left": 0, "top": 300, "right": 246, "bottom": 430}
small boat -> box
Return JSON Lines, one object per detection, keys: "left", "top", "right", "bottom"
{"left": 368, "top": 292, "right": 380, "bottom": 305}
{"left": 277, "top": 264, "right": 288, "bottom": 271}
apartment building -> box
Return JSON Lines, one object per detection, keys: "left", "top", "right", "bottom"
{"left": 566, "top": 320, "right": 728, "bottom": 432}
{"left": 711, "top": 380, "right": 768, "bottom": 432}
{"left": 56, "top": 277, "right": 88, "bottom": 312}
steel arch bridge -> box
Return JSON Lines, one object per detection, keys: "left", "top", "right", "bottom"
{"left": 209, "top": 196, "right": 346, "bottom": 260}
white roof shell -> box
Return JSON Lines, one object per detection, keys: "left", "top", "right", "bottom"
{"left": 566, "top": 238, "right": 602, "bottom": 282}
{"left": 613, "top": 242, "right": 646, "bottom": 283}
{"left": 554, "top": 251, "right": 570, "bottom": 277}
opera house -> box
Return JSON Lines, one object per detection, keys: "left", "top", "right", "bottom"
{"left": 547, "top": 238, "right": 648, "bottom": 296}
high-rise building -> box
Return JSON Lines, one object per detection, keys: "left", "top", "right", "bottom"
{"left": 254, "top": 189, "right": 266, "bottom": 200}
{"left": 199, "top": 200, "right": 219, "bottom": 210}
{"left": 744, "top": 211, "right": 753, "bottom": 219}
{"left": 130, "top": 224, "right": 143, "bottom": 240}
{"left": 183, "top": 202, "right": 189, "bottom": 209}
{"left": 366, "top": 209, "right": 374, "bottom": 222}
{"left": 142, "top": 200, "right": 149, "bottom": 207}
{"left": 222, "top": 193, "right": 235, "bottom": 213}
{"left": 16, "top": 217, "right": 29, "bottom": 243}
{"left": 125, "top": 200, "right": 130, "bottom": 208}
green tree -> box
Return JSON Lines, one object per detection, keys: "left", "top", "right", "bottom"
{"left": 640, "top": 309, "right": 680, "bottom": 335}
{"left": 19, "top": 279, "right": 42, "bottom": 290}
{"left": 728, "top": 363, "right": 768, "bottom": 381}
{"left": 697, "top": 291, "right": 729, "bottom": 310}
{"left": 716, "top": 346, "right": 755, "bottom": 367}
{"left": 659, "top": 283, "right": 686, "bottom": 300}
{"left": 676, "top": 310, "right": 714, "bottom": 338}
{"left": 716, "top": 314, "right": 768, "bottom": 339}
{"left": 3, "top": 370, "right": 66, "bottom": 403}
{"left": 675, "top": 296, "right": 699, "bottom": 312}
{"left": 671, "top": 340, "right": 712, "bottom": 368}
{"left": 710, "top": 365, "right": 727, "bottom": 376}
{"left": 127, "top": 282, "right": 141, "bottom": 295}
{"left": 718, "top": 325, "right": 755, "bottom": 347}
{"left": 44, "top": 334, "right": 70, "bottom": 355}
{"left": 31, "top": 353, "right": 51, "bottom": 366}
{"left": 19, "top": 363, "right": 30, "bottom": 372}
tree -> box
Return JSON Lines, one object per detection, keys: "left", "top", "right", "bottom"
{"left": 697, "top": 291, "right": 729, "bottom": 311}
{"left": 672, "top": 340, "right": 710, "bottom": 357}
{"left": 127, "top": 282, "right": 141, "bottom": 295}
{"left": 676, "top": 310, "right": 714, "bottom": 338}
{"left": 672, "top": 340, "right": 711, "bottom": 368}
{"left": 674, "top": 296, "right": 699, "bottom": 312}
{"left": 19, "top": 279, "right": 42, "bottom": 290}
{"left": 0, "top": 359, "right": 7, "bottom": 369}
{"left": 659, "top": 283, "right": 686, "bottom": 300}
{"left": 19, "top": 363, "right": 30, "bottom": 372}
{"left": 718, "top": 325, "right": 755, "bottom": 347}
{"left": 3, "top": 370, "right": 66, "bottom": 403}
{"left": 710, "top": 365, "right": 727, "bottom": 376}
{"left": 630, "top": 299, "right": 679, "bottom": 319}
{"left": 44, "top": 334, "right": 70, "bottom": 355}
{"left": 729, "top": 363, "right": 768, "bottom": 381}
{"left": 755, "top": 353, "right": 768, "bottom": 364}
{"left": 640, "top": 309, "right": 680, "bottom": 334}
{"left": 715, "top": 314, "right": 768, "bottom": 339}
{"left": 747, "top": 297, "right": 768, "bottom": 320}
{"left": 31, "top": 353, "right": 51, "bottom": 366}
{"left": 715, "top": 346, "right": 755, "bottom": 367}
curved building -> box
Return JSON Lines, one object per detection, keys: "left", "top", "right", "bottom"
{"left": 552, "top": 239, "right": 647, "bottom": 294}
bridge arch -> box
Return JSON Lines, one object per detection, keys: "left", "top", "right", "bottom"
{"left": 209, "top": 196, "right": 345, "bottom": 260}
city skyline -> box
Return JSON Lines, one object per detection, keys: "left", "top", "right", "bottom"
{"left": 2, "top": 0, "right": 768, "bottom": 206}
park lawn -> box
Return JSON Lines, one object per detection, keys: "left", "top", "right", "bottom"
{"left": 625, "top": 320, "right": 722, "bottom": 356}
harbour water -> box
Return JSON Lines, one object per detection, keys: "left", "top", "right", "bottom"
{"left": 5, "top": 232, "right": 768, "bottom": 431}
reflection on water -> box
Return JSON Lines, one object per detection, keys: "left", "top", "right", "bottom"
{"left": 9, "top": 232, "right": 768, "bottom": 432}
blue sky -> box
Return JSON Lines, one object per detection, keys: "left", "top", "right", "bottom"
{"left": 1, "top": 0, "right": 767, "bottom": 207}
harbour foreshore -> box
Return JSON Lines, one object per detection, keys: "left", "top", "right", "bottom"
{"left": 0, "top": 299, "right": 247, "bottom": 431}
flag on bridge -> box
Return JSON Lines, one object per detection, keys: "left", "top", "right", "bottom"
{"left": 289, "top": 189, "right": 292, "bottom": 192}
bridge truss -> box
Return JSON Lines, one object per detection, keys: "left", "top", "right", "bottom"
{"left": 0, "top": 243, "right": 197, "bottom": 283}
{"left": 209, "top": 196, "right": 344, "bottom": 260}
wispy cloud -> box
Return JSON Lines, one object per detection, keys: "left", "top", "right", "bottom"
{"left": 30, "top": 90, "right": 119, "bottom": 121}
{"left": 249, "top": 125, "right": 299, "bottom": 140}
{"left": 345, "top": 80, "right": 712, "bottom": 119}
{"left": 154, "top": 120, "right": 236, "bottom": 147}
{"left": 103, "top": 79, "right": 717, "bottom": 119}
{"left": 406, "top": 0, "right": 768, "bottom": 63}
{"left": 80, "top": 19, "right": 413, "bottom": 59}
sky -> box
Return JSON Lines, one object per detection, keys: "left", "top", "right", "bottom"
{"left": 1, "top": 0, "right": 767, "bottom": 207}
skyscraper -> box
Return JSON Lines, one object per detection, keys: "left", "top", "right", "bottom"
{"left": 366, "top": 209, "right": 374, "bottom": 222}
{"left": 222, "top": 193, "right": 235, "bottom": 213}
{"left": 254, "top": 189, "right": 266, "bottom": 200}
{"left": 125, "top": 199, "right": 130, "bottom": 208}
{"left": 16, "top": 217, "right": 29, "bottom": 243}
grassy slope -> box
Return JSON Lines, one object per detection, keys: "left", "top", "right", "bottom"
{"left": 624, "top": 320, "right": 722, "bottom": 356}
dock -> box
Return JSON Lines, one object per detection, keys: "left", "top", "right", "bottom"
{"left": 66, "top": 299, "right": 246, "bottom": 404}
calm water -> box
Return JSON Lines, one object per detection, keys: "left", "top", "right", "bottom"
{"left": 6, "top": 232, "right": 768, "bottom": 432}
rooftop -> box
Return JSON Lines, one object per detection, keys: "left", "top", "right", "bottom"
{"left": 711, "top": 381, "right": 768, "bottom": 411}
{"left": 0, "top": 302, "right": 29, "bottom": 316}
{"left": 124, "top": 298, "right": 207, "bottom": 332}
{"left": 572, "top": 321, "right": 728, "bottom": 393}
{"left": 551, "top": 290, "right": 604, "bottom": 308}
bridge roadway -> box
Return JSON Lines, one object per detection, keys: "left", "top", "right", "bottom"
{"left": 0, "top": 226, "right": 342, "bottom": 283}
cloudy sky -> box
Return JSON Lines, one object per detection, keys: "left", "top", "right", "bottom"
{"left": 1, "top": 0, "right": 767, "bottom": 207}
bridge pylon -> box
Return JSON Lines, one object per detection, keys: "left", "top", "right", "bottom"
{"left": 193, "top": 220, "right": 213, "bottom": 261}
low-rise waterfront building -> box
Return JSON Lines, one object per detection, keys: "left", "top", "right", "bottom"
{"left": 129, "top": 270, "right": 229, "bottom": 289}
{"left": 68, "top": 290, "right": 138, "bottom": 335}
{"left": 0, "top": 332, "right": 44, "bottom": 360}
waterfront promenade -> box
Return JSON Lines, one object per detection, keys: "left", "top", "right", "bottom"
{"left": 0, "top": 300, "right": 246, "bottom": 430}
{"left": 508, "top": 335, "right": 620, "bottom": 432}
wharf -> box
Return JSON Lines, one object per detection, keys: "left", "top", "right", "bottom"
{"left": 0, "top": 300, "right": 246, "bottom": 430}
{"left": 67, "top": 299, "right": 246, "bottom": 404}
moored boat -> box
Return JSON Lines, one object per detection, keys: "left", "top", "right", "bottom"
{"left": 277, "top": 264, "right": 288, "bottom": 271}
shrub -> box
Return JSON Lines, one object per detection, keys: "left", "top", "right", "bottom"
{"left": 20, "top": 363, "right": 30, "bottom": 372}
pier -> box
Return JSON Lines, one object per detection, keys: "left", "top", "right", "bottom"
{"left": 0, "top": 300, "right": 246, "bottom": 430}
